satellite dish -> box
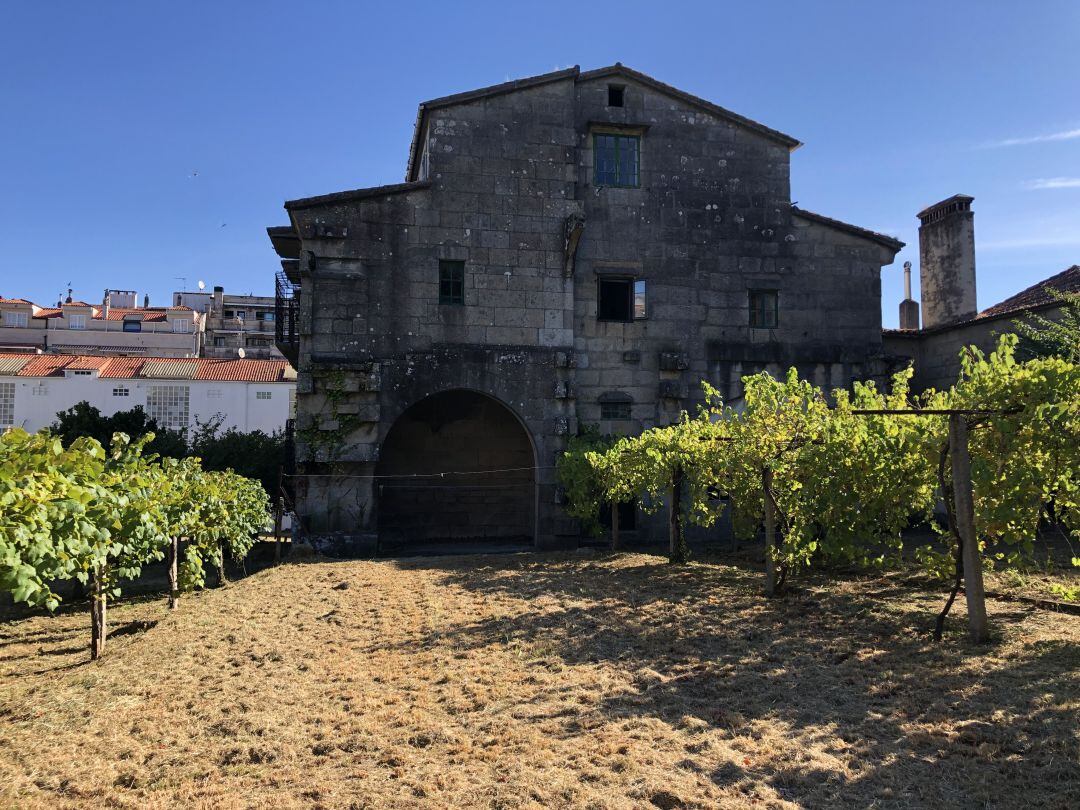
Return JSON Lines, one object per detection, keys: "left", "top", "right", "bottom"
{"left": 197, "top": 280, "right": 205, "bottom": 290}
{"left": 237, "top": 348, "right": 246, "bottom": 359}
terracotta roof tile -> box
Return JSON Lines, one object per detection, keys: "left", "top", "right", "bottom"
{"left": 0, "top": 352, "right": 293, "bottom": 382}
{"left": 0, "top": 297, "right": 34, "bottom": 305}
{"left": 978, "top": 265, "right": 1080, "bottom": 319}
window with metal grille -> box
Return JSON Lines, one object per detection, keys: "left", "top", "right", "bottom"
{"left": 146, "top": 385, "right": 190, "bottom": 433}
{"left": 600, "top": 400, "right": 632, "bottom": 420}
{"left": 31, "top": 383, "right": 47, "bottom": 396}
{"left": 439, "top": 260, "right": 465, "bottom": 305}
{"left": 749, "top": 290, "right": 779, "bottom": 329}
{"left": 0, "top": 382, "right": 14, "bottom": 427}
{"left": 112, "top": 386, "right": 130, "bottom": 397}
{"left": 256, "top": 391, "right": 272, "bottom": 400}
{"left": 593, "top": 134, "right": 639, "bottom": 187}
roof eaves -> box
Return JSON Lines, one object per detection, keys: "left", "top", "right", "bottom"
{"left": 407, "top": 66, "right": 581, "bottom": 180}
{"left": 792, "top": 207, "right": 905, "bottom": 252}
{"left": 578, "top": 64, "right": 802, "bottom": 150}
{"left": 284, "top": 180, "right": 432, "bottom": 212}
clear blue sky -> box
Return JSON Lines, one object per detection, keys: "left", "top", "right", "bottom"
{"left": 2, "top": 1, "right": 1077, "bottom": 326}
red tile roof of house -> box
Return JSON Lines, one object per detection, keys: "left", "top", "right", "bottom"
{"left": 0, "top": 297, "right": 34, "bottom": 305}
{"left": 0, "top": 352, "right": 294, "bottom": 382}
{"left": 978, "top": 265, "right": 1080, "bottom": 319}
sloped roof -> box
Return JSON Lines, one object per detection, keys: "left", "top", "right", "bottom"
{"left": 792, "top": 207, "right": 905, "bottom": 251}
{"left": 978, "top": 265, "right": 1079, "bottom": 319}
{"left": 0, "top": 353, "right": 294, "bottom": 382}
{"left": 405, "top": 63, "right": 802, "bottom": 181}
{"left": 0, "top": 297, "right": 34, "bottom": 305}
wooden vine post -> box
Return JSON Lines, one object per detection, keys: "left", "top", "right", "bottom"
{"left": 610, "top": 501, "right": 620, "bottom": 551}
{"left": 669, "top": 464, "right": 688, "bottom": 563}
{"left": 274, "top": 466, "right": 284, "bottom": 564}
{"left": 949, "top": 414, "right": 988, "bottom": 642}
{"left": 763, "top": 466, "right": 778, "bottom": 597}
{"left": 168, "top": 536, "right": 180, "bottom": 610}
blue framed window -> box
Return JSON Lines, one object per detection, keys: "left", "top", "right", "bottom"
{"left": 593, "top": 134, "right": 639, "bottom": 187}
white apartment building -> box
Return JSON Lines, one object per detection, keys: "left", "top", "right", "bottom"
{"left": 0, "top": 290, "right": 203, "bottom": 357}
{"left": 173, "top": 286, "right": 282, "bottom": 360}
{"left": 0, "top": 353, "right": 296, "bottom": 435}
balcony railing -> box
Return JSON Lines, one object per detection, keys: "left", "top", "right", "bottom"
{"left": 275, "top": 271, "right": 299, "bottom": 366}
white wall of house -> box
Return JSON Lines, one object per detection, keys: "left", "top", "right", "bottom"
{"left": 0, "top": 374, "right": 294, "bottom": 436}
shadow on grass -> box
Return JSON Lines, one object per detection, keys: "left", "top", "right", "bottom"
{"left": 382, "top": 552, "right": 1080, "bottom": 807}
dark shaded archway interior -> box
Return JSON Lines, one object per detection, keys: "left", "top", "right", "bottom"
{"left": 375, "top": 390, "right": 535, "bottom": 548}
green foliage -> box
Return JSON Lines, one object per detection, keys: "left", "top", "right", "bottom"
{"left": 1012, "top": 287, "right": 1080, "bottom": 363}
{"left": 189, "top": 415, "right": 287, "bottom": 498}
{"left": 51, "top": 402, "right": 188, "bottom": 458}
{"left": 556, "top": 428, "right": 616, "bottom": 537}
{"left": 921, "top": 334, "right": 1080, "bottom": 565}
{"left": 558, "top": 333, "right": 1080, "bottom": 598}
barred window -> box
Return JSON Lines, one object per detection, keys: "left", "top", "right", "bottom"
{"left": 206, "top": 388, "right": 223, "bottom": 399}
{"left": 439, "top": 260, "right": 465, "bottom": 305}
{"left": 0, "top": 382, "right": 14, "bottom": 427}
{"left": 112, "top": 386, "right": 130, "bottom": 397}
{"left": 146, "top": 385, "right": 190, "bottom": 433}
{"left": 256, "top": 391, "right": 272, "bottom": 400}
{"left": 600, "top": 400, "right": 632, "bottom": 420}
{"left": 31, "top": 383, "right": 48, "bottom": 397}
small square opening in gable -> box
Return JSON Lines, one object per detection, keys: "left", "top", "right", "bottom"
{"left": 607, "top": 85, "right": 625, "bottom": 107}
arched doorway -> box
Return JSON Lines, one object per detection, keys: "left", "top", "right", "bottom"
{"left": 375, "top": 389, "right": 536, "bottom": 552}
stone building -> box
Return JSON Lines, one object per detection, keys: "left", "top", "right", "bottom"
{"left": 883, "top": 195, "right": 1078, "bottom": 391}
{"left": 268, "top": 64, "right": 903, "bottom": 553}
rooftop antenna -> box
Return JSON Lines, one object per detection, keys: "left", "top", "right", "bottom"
{"left": 175, "top": 276, "right": 187, "bottom": 291}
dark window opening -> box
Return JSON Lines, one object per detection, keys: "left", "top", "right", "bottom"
{"left": 607, "top": 84, "right": 625, "bottom": 107}
{"left": 749, "top": 289, "right": 779, "bottom": 329}
{"left": 600, "top": 400, "right": 632, "bottom": 420}
{"left": 122, "top": 320, "right": 141, "bottom": 333}
{"left": 599, "top": 500, "right": 637, "bottom": 531}
{"left": 598, "top": 277, "right": 647, "bottom": 322}
{"left": 439, "top": 260, "right": 465, "bottom": 305}
{"left": 593, "top": 133, "right": 639, "bottom": 187}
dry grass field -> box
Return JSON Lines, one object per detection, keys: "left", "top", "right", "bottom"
{"left": 1, "top": 552, "right": 1078, "bottom": 809}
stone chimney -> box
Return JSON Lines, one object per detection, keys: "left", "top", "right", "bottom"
{"left": 102, "top": 288, "right": 110, "bottom": 320}
{"left": 917, "top": 194, "right": 976, "bottom": 329}
{"left": 213, "top": 285, "right": 225, "bottom": 316}
{"left": 899, "top": 261, "right": 919, "bottom": 330}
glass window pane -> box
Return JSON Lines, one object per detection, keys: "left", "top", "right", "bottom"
{"left": 633, "top": 280, "right": 647, "bottom": 319}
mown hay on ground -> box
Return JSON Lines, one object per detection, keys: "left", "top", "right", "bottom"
{"left": 1, "top": 552, "right": 1077, "bottom": 809}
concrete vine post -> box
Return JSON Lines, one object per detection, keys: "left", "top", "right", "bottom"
{"left": 949, "top": 414, "right": 989, "bottom": 642}
{"left": 90, "top": 564, "right": 107, "bottom": 660}
{"left": 763, "top": 466, "right": 778, "bottom": 597}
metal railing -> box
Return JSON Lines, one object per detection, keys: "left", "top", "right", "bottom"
{"left": 275, "top": 271, "right": 299, "bottom": 365}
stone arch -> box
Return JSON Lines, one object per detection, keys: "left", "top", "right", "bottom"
{"left": 374, "top": 388, "right": 538, "bottom": 550}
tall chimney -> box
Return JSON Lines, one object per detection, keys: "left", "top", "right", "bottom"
{"left": 917, "top": 194, "right": 976, "bottom": 328}
{"left": 898, "top": 261, "right": 919, "bottom": 330}
{"left": 143, "top": 293, "right": 150, "bottom": 308}
{"left": 102, "top": 288, "right": 110, "bottom": 320}
{"left": 213, "top": 285, "right": 225, "bottom": 316}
